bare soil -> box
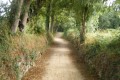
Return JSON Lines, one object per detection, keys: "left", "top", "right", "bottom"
{"left": 22, "top": 33, "right": 99, "bottom": 80}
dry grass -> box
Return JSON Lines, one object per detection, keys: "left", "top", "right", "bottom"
{"left": 9, "top": 34, "right": 48, "bottom": 58}
{"left": 0, "top": 33, "right": 49, "bottom": 80}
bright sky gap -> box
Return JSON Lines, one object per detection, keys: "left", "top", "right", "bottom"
{"left": 0, "top": 0, "right": 116, "bottom": 6}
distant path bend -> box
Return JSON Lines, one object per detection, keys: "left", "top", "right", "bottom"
{"left": 22, "top": 32, "right": 98, "bottom": 80}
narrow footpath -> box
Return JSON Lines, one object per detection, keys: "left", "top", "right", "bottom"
{"left": 22, "top": 33, "right": 98, "bottom": 80}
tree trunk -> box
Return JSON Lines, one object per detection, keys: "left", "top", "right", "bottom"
{"left": 50, "top": 11, "right": 55, "bottom": 33}
{"left": 11, "top": 0, "right": 24, "bottom": 33}
{"left": 80, "top": 13, "right": 86, "bottom": 43}
{"left": 21, "top": 0, "right": 31, "bottom": 26}
{"left": 45, "top": 0, "right": 51, "bottom": 32}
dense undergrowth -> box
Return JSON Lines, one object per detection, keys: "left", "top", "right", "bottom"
{"left": 65, "top": 29, "right": 120, "bottom": 80}
{"left": 0, "top": 22, "right": 52, "bottom": 80}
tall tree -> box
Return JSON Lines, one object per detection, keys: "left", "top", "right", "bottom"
{"left": 50, "top": 10, "right": 55, "bottom": 33}
{"left": 49, "top": 0, "right": 72, "bottom": 33}
{"left": 21, "top": 0, "right": 31, "bottom": 26}
{"left": 73, "top": 0, "right": 103, "bottom": 43}
{"left": 11, "top": 0, "right": 24, "bottom": 33}
{"left": 45, "top": 0, "right": 52, "bottom": 33}
{"left": 50, "top": 0, "right": 56, "bottom": 33}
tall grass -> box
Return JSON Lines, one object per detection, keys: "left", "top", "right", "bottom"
{"left": 0, "top": 22, "right": 49, "bottom": 80}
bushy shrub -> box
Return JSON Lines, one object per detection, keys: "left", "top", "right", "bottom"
{"left": 98, "top": 12, "right": 120, "bottom": 29}
{"left": 27, "top": 16, "right": 46, "bottom": 35}
{"left": 108, "top": 36, "right": 120, "bottom": 54}
{"left": 65, "top": 29, "right": 120, "bottom": 80}
{"left": 85, "top": 31, "right": 120, "bottom": 80}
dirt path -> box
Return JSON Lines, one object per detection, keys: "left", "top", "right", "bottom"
{"left": 22, "top": 33, "right": 98, "bottom": 80}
